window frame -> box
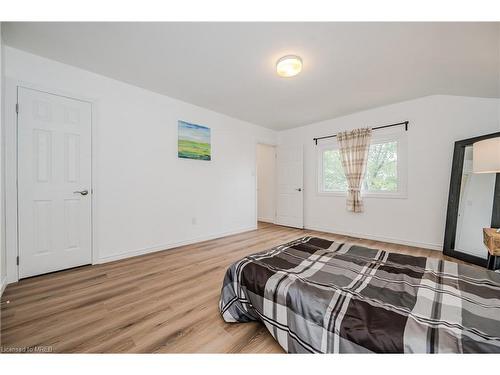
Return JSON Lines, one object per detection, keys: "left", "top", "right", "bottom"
{"left": 317, "top": 131, "right": 408, "bottom": 199}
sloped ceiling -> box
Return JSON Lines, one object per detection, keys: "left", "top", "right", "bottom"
{"left": 3, "top": 22, "right": 499, "bottom": 129}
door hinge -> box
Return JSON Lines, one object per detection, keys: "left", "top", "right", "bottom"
{"left": 15, "top": 103, "right": 19, "bottom": 114}
{"left": 16, "top": 256, "right": 19, "bottom": 266}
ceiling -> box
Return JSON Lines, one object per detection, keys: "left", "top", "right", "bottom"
{"left": 2, "top": 22, "right": 500, "bottom": 130}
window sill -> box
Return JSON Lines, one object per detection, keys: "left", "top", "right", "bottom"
{"left": 317, "top": 191, "right": 408, "bottom": 199}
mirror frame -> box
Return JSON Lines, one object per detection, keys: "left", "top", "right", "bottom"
{"left": 443, "top": 131, "right": 500, "bottom": 267}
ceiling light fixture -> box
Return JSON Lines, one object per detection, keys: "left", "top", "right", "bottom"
{"left": 276, "top": 55, "right": 302, "bottom": 78}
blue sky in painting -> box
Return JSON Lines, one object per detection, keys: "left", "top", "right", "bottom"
{"left": 178, "top": 120, "right": 210, "bottom": 144}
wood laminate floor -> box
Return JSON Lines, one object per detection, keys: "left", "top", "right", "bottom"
{"left": 0, "top": 222, "right": 467, "bottom": 353}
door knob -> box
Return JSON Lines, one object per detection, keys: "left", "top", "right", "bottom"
{"left": 295, "top": 188, "right": 302, "bottom": 192}
{"left": 73, "top": 190, "right": 89, "bottom": 196}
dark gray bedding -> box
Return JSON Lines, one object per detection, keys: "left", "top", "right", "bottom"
{"left": 219, "top": 236, "right": 500, "bottom": 353}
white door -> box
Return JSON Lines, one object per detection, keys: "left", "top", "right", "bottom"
{"left": 276, "top": 144, "right": 303, "bottom": 228}
{"left": 17, "top": 87, "right": 92, "bottom": 278}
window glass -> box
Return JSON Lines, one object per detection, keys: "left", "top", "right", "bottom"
{"left": 320, "top": 140, "right": 399, "bottom": 194}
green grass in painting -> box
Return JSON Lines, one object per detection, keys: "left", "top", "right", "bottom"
{"left": 178, "top": 139, "right": 211, "bottom": 160}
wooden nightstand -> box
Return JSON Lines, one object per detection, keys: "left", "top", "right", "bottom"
{"left": 483, "top": 228, "right": 500, "bottom": 270}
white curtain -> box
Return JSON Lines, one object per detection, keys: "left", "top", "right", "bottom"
{"left": 337, "top": 128, "right": 372, "bottom": 212}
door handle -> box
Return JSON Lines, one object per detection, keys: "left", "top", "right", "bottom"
{"left": 295, "top": 188, "right": 302, "bottom": 192}
{"left": 73, "top": 190, "right": 89, "bottom": 196}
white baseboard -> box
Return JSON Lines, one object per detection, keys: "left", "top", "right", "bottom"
{"left": 0, "top": 276, "right": 7, "bottom": 297}
{"left": 305, "top": 223, "right": 443, "bottom": 251}
{"left": 97, "top": 225, "right": 258, "bottom": 264}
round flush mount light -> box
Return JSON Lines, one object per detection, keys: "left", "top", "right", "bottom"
{"left": 276, "top": 55, "right": 302, "bottom": 78}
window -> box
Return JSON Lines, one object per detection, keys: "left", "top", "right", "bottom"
{"left": 318, "top": 135, "right": 407, "bottom": 197}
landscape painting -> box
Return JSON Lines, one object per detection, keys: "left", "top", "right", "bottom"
{"left": 178, "top": 120, "right": 211, "bottom": 161}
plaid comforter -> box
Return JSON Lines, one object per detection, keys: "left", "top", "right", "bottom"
{"left": 219, "top": 236, "right": 500, "bottom": 353}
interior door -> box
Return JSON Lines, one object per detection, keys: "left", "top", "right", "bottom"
{"left": 276, "top": 144, "right": 303, "bottom": 228}
{"left": 17, "top": 87, "right": 92, "bottom": 278}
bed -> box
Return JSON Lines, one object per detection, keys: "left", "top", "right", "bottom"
{"left": 219, "top": 236, "right": 500, "bottom": 353}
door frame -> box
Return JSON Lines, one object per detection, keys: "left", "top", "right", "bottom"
{"left": 255, "top": 142, "right": 277, "bottom": 226}
{"left": 5, "top": 80, "right": 99, "bottom": 283}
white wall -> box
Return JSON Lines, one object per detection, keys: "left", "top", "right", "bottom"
{"left": 256, "top": 144, "right": 276, "bottom": 223}
{"left": 455, "top": 157, "right": 495, "bottom": 258}
{"left": 3, "top": 46, "right": 500, "bottom": 285}
{"left": 279, "top": 95, "right": 500, "bottom": 250}
{"left": 4, "top": 46, "right": 276, "bottom": 283}
{"left": 0, "top": 24, "right": 6, "bottom": 295}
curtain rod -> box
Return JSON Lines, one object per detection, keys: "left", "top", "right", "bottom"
{"left": 313, "top": 121, "right": 409, "bottom": 145}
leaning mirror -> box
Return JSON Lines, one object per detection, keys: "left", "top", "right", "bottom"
{"left": 444, "top": 132, "right": 500, "bottom": 269}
